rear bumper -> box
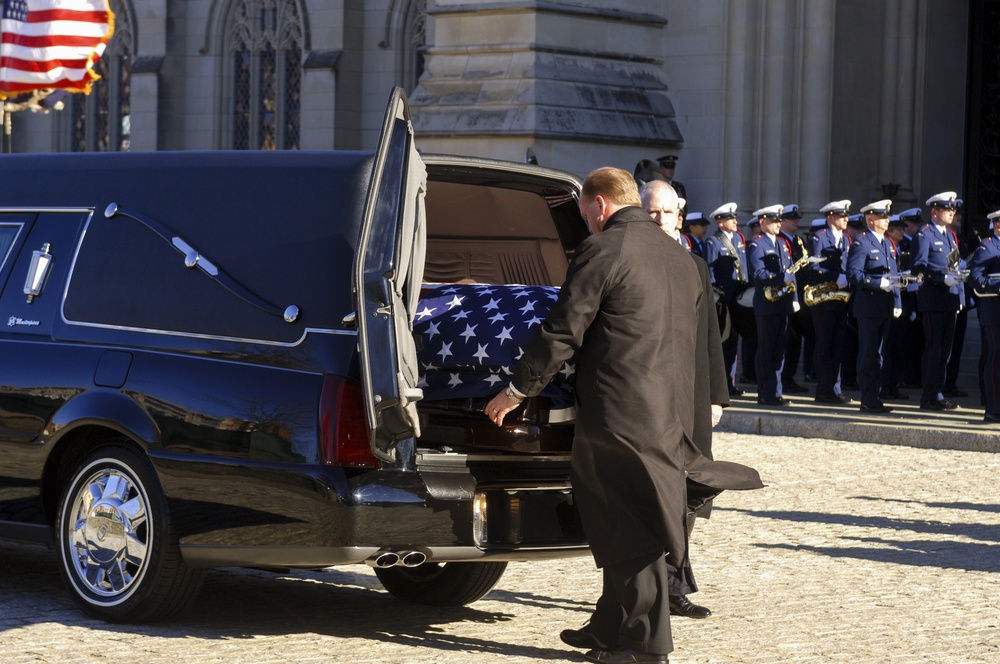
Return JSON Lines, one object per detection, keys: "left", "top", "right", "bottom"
{"left": 150, "top": 450, "right": 588, "bottom": 569}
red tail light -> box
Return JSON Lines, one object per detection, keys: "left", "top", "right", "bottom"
{"left": 319, "top": 375, "right": 378, "bottom": 468}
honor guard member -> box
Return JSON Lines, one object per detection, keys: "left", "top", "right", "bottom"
{"left": 847, "top": 200, "right": 901, "bottom": 414}
{"left": 778, "top": 204, "right": 811, "bottom": 393}
{"left": 747, "top": 204, "right": 796, "bottom": 405}
{"left": 808, "top": 200, "right": 853, "bottom": 404}
{"left": 683, "top": 212, "right": 710, "bottom": 259}
{"left": 657, "top": 154, "right": 687, "bottom": 202}
{"left": 894, "top": 207, "right": 925, "bottom": 390}
{"left": 841, "top": 213, "right": 868, "bottom": 390}
{"left": 911, "top": 191, "right": 963, "bottom": 410}
{"left": 881, "top": 214, "right": 910, "bottom": 401}
{"left": 969, "top": 209, "right": 1000, "bottom": 423}
{"left": 741, "top": 217, "right": 761, "bottom": 382}
{"left": 944, "top": 199, "right": 973, "bottom": 398}
{"left": 705, "top": 202, "right": 749, "bottom": 396}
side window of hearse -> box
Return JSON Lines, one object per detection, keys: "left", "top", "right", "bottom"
{"left": 0, "top": 213, "right": 88, "bottom": 335}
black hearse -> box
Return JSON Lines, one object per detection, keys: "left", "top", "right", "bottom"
{"left": 0, "top": 89, "right": 590, "bottom": 622}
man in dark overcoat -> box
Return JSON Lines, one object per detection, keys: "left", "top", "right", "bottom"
{"left": 642, "top": 179, "right": 730, "bottom": 620}
{"left": 486, "top": 168, "right": 761, "bottom": 664}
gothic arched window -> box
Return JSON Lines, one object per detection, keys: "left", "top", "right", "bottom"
{"left": 225, "top": 0, "right": 303, "bottom": 150}
{"left": 71, "top": 0, "right": 133, "bottom": 152}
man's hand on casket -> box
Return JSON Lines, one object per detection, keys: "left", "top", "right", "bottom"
{"left": 485, "top": 385, "right": 524, "bottom": 426}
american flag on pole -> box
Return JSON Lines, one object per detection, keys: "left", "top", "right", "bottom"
{"left": 0, "top": 0, "right": 114, "bottom": 99}
{"left": 415, "top": 283, "right": 577, "bottom": 408}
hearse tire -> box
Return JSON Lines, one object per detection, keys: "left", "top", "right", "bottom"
{"left": 374, "top": 561, "right": 508, "bottom": 606}
{"left": 56, "top": 442, "right": 204, "bottom": 623}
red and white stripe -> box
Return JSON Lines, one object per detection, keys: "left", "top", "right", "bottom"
{"left": 1, "top": 0, "right": 114, "bottom": 98}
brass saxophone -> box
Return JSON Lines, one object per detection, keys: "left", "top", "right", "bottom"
{"left": 803, "top": 280, "right": 851, "bottom": 306}
{"left": 763, "top": 252, "right": 812, "bottom": 302}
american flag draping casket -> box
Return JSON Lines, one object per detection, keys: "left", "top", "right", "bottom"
{"left": 414, "top": 283, "right": 576, "bottom": 409}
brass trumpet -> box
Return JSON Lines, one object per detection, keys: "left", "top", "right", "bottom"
{"left": 763, "top": 254, "right": 821, "bottom": 302}
{"left": 803, "top": 281, "right": 850, "bottom": 306}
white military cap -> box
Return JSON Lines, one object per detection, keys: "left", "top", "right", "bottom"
{"left": 988, "top": 209, "right": 1000, "bottom": 221}
{"left": 810, "top": 217, "right": 826, "bottom": 229}
{"left": 860, "top": 199, "right": 892, "bottom": 215}
{"left": 925, "top": 191, "right": 958, "bottom": 208}
{"left": 678, "top": 197, "right": 687, "bottom": 211}
{"left": 710, "top": 202, "right": 739, "bottom": 220}
{"left": 780, "top": 204, "right": 802, "bottom": 219}
{"left": 898, "top": 207, "right": 922, "bottom": 222}
{"left": 685, "top": 212, "right": 708, "bottom": 225}
{"left": 819, "top": 199, "right": 851, "bottom": 215}
{"left": 752, "top": 204, "right": 784, "bottom": 219}
{"left": 747, "top": 216, "right": 760, "bottom": 227}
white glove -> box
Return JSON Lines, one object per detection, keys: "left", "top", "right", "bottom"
{"left": 784, "top": 271, "right": 796, "bottom": 285}
{"left": 944, "top": 273, "right": 959, "bottom": 287}
{"left": 909, "top": 311, "right": 917, "bottom": 322}
{"left": 836, "top": 274, "right": 849, "bottom": 289}
{"left": 792, "top": 300, "right": 801, "bottom": 313}
{"left": 879, "top": 277, "right": 892, "bottom": 292}
{"left": 893, "top": 307, "right": 902, "bottom": 319}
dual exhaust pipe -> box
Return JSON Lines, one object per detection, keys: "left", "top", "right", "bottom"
{"left": 366, "top": 549, "right": 427, "bottom": 569}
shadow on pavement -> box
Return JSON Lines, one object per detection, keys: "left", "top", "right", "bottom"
{"left": 0, "top": 540, "right": 575, "bottom": 660}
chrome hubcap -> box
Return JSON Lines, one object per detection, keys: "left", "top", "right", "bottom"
{"left": 67, "top": 467, "right": 150, "bottom": 598}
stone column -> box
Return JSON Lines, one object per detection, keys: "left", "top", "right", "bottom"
{"left": 410, "top": 0, "right": 682, "bottom": 174}
{"left": 875, "top": 0, "right": 923, "bottom": 205}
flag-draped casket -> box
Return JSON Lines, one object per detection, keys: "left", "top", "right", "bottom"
{"left": 414, "top": 283, "right": 576, "bottom": 453}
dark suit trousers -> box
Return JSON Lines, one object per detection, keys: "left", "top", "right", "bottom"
{"left": 856, "top": 315, "right": 889, "bottom": 408}
{"left": 811, "top": 302, "right": 847, "bottom": 399}
{"left": 588, "top": 550, "right": 674, "bottom": 655}
{"left": 921, "top": 310, "right": 957, "bottom": 402}
{"left": 722, "top": 333, "right": 739, "bottom": 388}
{"left": 755, "top": 313, "right": 789, "bottom": 400}
{"left": 982, "top": 323, "right": 1000, "bottom": 416}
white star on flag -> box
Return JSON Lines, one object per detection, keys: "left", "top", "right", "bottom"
{"left": 437, "top": 341, "right": 453, "bottom": 361}
{"left": 425, "top": 321, "right": 441, "bottom": 338}
{"left": 445, "top": 295, "right": 464, "bottom": 309}
{"left": 520, "top": 300, "right": 537, "bottom": 314}
{"left": 496, "top": 326, "right": 514, "bottom": 343}
{"left": 415, "top": 306, "right": 436, "bottom": 319}
{"left": 460, "top": 324, "right": 478, "bottom": 342}
{"left": 473, "top": 344, "right": 490, "bottom": 363}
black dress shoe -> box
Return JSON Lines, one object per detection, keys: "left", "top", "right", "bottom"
{"left": 782, "top": 379, "right": 809, "bottom": 393}
{"left": 757, "top": 397, "right": 792, "bottom": 406}
{"left": 920, "top": 400, "right": 959, "bottom": 411}
{"left": 942, "top": 385, "right": 969, "bottom": 398}
{"left": 584, "top": 648, "right": 669, "bottom": 664}
{"left": 841, "top": 381, "right": 859, "bottom": 390}
{"left": 739, "top": 374, "right": 757, "bottom": 384}
{"left": 980, "top": 414, "right": 1000, "bottom": 424}
{"left": 815, "top": 393, "right": 852, "bottom": 405}
{"left": 561, "top": 626, "right": 614, "bottom": 650}
{"left": 879, "top": 388, "right": 909, "bottom": 400}
{"left": 860, "top": 404, "right": 893, "bottom": 414}
{"left": 728, "top": 385, "right": 744, "bottom": 397}
{"left": 803, "top": 373, "right": 817, "bottom": 382}
{"left": 669, "top": 594, "right": 711, "bottom": 618}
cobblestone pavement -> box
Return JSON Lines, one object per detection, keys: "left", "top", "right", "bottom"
{"left": 2, "top": 433, "right": 999, "bottom": 663}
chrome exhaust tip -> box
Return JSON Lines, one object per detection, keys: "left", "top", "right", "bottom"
{"left": 399, "top": 550, "right": 427, "bottom": 567}
{"left": 366, "top": 551, "right": 400, "bottom": 568}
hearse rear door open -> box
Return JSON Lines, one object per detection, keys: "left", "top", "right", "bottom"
{"left": 354, "top": 88, "right": 427, "bottom": 463}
